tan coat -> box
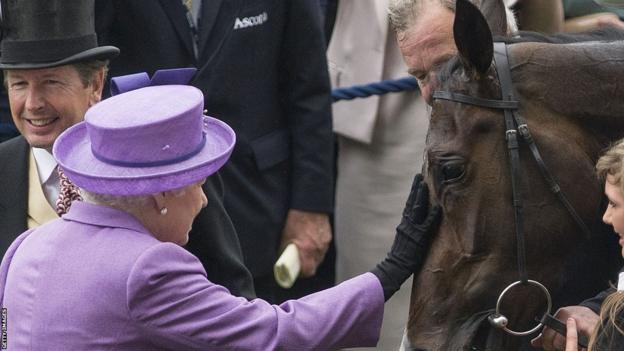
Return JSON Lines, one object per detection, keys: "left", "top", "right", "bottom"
{"left": 328, "top": 1, "right": 429, "bottom": 350}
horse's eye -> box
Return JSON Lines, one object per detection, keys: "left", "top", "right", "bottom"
{"left": 441, "top": 162, "right": 465, "bottom": 183}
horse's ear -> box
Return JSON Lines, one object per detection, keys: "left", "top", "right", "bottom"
{"left": 479, "top": 0, "right": 508, "bottom": 36}
{"left": 454, "top": 0, "right": 494, "bottom": 75}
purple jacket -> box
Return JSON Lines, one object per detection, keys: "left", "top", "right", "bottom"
{"left": 0, "top": 202, "right": 383, "bottom": 350}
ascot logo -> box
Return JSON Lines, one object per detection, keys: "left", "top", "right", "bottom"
{"left": 233, "top": 12, "right": 268, "bottom": 30}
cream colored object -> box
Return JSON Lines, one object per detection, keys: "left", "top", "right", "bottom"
{"left": 274, "top": 243, "right": 300, "bottom": 288}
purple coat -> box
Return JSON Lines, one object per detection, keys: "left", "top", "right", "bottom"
{"left": 0, "top": 202, "right": 383, "bottom": 350}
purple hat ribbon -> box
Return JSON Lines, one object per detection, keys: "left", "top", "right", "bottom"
{"left": 109, "top": 67, "right": 197, "bottom": 96}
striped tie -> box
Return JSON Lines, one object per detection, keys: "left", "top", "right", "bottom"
{"left": 182, "top": 0, "right": 193, "bottom": 12}
{"left": 55, "top": 167, "right": 82, "bottom": 216}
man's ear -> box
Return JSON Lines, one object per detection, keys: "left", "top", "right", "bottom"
{"left": 89, "top": 68, "right": 106, "bottom": 106}
{"left": 453, "top": 0, "right": 494, "bottom": 75}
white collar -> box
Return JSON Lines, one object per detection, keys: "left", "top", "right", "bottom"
{"left": 31, "top": 147, "right": 58, "bottom": 185}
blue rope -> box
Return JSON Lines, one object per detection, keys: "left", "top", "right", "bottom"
{"left": 331, "top": 76, "right": 419, "bottom": 102}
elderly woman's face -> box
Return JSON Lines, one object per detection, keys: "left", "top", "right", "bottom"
{"left": 603, "top": 175, "right": 624, "bottom": 258}
{"left": 154, "top": 180, "right": 208, "bottom": 245}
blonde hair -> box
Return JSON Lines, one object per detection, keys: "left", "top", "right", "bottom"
{"left": 596, "top": 139, "right": 624, "bottom": 195}
{"left": 588, "top": 291, "right": 624, "bottom": 350}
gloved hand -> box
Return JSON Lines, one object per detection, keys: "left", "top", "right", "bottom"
{"left": 371, "top": 173, "right": 442, "bottom": 301}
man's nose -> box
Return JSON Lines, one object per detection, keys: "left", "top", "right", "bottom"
{"left": 25, "top": 87, "right": 45, "bottom": 112}
{"left": 421, "top": 84, "right": 434, "bottom": 105}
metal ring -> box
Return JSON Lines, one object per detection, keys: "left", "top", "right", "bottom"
{"left": 493, "top": 280, "right": 552, "bottom": 336}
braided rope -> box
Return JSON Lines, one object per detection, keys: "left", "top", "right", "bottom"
{"left": 331, "top": 76, "right": 419, "bottom": 102}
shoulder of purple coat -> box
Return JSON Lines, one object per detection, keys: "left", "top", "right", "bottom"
{"left": 0, "top": 228, "right": 36, "bottom": 306}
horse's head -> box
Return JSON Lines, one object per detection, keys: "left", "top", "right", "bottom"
{"left": 405, "top": 0, "right": 624, "bottom": 350}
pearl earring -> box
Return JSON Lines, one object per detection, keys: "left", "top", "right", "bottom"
{"left": 160, "top": 207, "right": 168, "bottom": 215}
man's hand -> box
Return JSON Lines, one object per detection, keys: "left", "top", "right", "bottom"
{"left": 531, "top": 306, "right": 598, "bottom": 351}
{"left": 564, "top": 12, "right": 624, "bottom": 33}
{"left": 280, "top": 209, "right": 332, "bottom": 277}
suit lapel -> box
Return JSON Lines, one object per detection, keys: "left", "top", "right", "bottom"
{"left": 197, "top": 0, "right": 223, "bottom": 56}
{"left": 196, "top": 0, "right": 242, "bottom": 65}
{"left": 0, "top": 137, "right": 29, "bottom": 253}
{"left": 158, "top": 0, "right": 196, "bottom": 60}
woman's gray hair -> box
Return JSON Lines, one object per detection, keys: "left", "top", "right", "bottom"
{"left": 80, "top": 186, "right": 188, "bottom": 212}
{"left": 388, "top": 0, "right": 517, "bottom": 35}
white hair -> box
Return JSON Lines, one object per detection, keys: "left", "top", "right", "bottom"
{"left": 388, "top": 0, "right": 518, "bottom": 35}
{"left": 80, "top": 186, "right": 188, "bottom": 212}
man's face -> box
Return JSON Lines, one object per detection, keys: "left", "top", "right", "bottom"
{"left": 398, "top": 3, "right": 457, "bottom": 105}
{"left": 6, "top": 65, "right": 104, "bottom": 150}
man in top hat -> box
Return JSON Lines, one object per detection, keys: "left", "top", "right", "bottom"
{"left": 0, "top": 0, "right": 255, "bottom": 299}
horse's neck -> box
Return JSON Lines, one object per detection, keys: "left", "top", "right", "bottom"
{"left": 509, "top": 41, "right": 624, "bottom": 135}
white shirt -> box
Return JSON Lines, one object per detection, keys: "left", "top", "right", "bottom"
{"left": 31, "top": 148, "right": 59, "bottom": 208}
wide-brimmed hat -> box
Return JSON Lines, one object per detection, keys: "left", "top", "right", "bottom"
{"left": 0, "top": 0, "right": 119, "bottom": 69}
{"left": 52, "top": 68, "right": 236, "bottom": 196}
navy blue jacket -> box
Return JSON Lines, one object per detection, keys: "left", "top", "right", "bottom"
{"left": 95, "top": 0, "right": 335, "bottom": 279}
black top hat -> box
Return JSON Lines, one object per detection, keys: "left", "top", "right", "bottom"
{"left": 0, "top": 0, "right": 119, "bottom": 69}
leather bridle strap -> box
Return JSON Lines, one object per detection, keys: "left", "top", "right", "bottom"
{"left": 513, "top": 113, "right": 593, "bottom": 240}
{"left": 432, "top": 91, "right": 519, "bottom": 110}
{"left": 540, "top": 314, "right": 589, "bottom": 348}
{"left": 493, "top": 42, "right": 592, "bottom": 241}
{"left": 493, "top": 41, "right": 528, "bottom": 282}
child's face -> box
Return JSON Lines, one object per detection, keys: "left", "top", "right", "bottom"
{"left": 603, "top": 174, "right": 624, "bottom": 257}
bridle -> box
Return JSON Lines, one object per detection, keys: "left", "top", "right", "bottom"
{"left": 432, "top": 42, "right": 591, "bottom": 347}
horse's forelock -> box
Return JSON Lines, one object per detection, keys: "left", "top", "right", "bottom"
{"left": 435, "top": 53, "right": 501, "bottom": 102}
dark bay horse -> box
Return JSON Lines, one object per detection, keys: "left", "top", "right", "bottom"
{"left": 404, "top": 1, "right": 624, "bottom": 350}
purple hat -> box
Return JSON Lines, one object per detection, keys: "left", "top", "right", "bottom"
{"left": 53, "top": 68, "right": 236, "bottom": 196}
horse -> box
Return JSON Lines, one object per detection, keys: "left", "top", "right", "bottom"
{"left": 403, "top": 1, "right": 624, "bottom": 350}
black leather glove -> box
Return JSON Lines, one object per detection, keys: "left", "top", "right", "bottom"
{"left": 371, "top": 173, "right": 442, "bottom": 301}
